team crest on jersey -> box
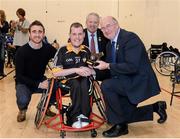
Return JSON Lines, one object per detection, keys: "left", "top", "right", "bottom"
{"left": 82, "top": 57, "right": 87, "bottom": 63}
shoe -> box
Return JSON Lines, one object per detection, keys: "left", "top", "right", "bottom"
{"left": 0, "top": 73, "right": 6, "bottom": 77}
{"left": 81, "top": 121, "right": 89, "bottom": 127}
{"left": 45, "top": 108, "right": 56, "bottom": 117}
{"left": 78, "top": 114, "right": 90, "bottom": 127}
{"left": 17, "top": 110, "right": 26, "bottom": 122}
{"left": 72, "top": 120, "right": 81, "bottom": 128}
{"left": 72, "top": 114, "right": 90, "bottom": 128}
{"left": 6, "top": 63, "right": 12, "bottom": 68}
{"left": 9, "top": 64, "right": 12, "bottom": 68}
{"left": 102, "top": 124, "right": 128, "bottom": 137}
{"left": 153, "top": 101, "right": 167, "bottom": 124}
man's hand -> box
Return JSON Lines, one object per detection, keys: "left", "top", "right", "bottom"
{"left": 94, "top": 60, "right": 110, "bottom": 70}
{"left": 75, "top": 67, "right": 93, "bottom": 77}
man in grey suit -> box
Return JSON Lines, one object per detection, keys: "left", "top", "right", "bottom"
{"left": 91, "top": 16, "right": 167, "bottom": 137}
{"left": 83, "top": 12, "right": 109, "bottom": 60}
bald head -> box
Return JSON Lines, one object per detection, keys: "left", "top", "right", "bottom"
{"left": 100, "top": 16, "right": 119, "bottom": 40}
{"left": 100, "top": 16, "right": 118, "bottom": 26}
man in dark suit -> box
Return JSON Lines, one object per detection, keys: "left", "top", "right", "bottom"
{"left": 92, "top": 16, "right": 167, "bottom": 137}
{"left": 83, "top": 12, "right": 109, "bottom": 60}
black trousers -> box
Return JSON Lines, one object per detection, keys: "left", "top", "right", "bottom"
{"left": 66, "top": 77, "right": 91, "bottom": 123}
{"left": 0, "top": 35, "right": 5, "bottom": 74}
{"left": 6, "top": 46, "right": 16, "bottom": 65}
{"left": 0, "top": 59, "right": 4, "bottom": 74}
{"left": 101, "top": 78, "right": 153, "bottom": 124}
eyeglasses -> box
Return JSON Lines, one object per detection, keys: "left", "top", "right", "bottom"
{"left": 101, "top": 23, "right": 116, "bottom": 32}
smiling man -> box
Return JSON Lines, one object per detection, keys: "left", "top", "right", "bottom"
{"left": 92, "top": 16, "right": 167, "bottom": 137}
{"left": 83, "top": 12, "right": 109, "bottom": 60}
{"left": 15, "top": 20, "right": 57, "bottom": 122}
{"left": 53, "top": 22, "right": 92, "bottom": 128}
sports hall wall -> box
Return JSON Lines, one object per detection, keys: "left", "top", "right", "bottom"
{"left": 0, "top": 0, "right": 180, "bottom": 49}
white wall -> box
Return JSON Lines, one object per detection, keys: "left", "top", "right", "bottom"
{"left": 0, "top": 0, "right": 180, "bottom": 49}
{"left": 117, "top": 0, "right": 180, "bottom": 49}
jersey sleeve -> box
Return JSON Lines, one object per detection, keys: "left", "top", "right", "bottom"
{"left": 53, "top": 48, "right": 64, "bottom": 68}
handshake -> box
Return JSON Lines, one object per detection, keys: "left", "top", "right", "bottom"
{"left": 86, "top": 52, "right": 104, "bottom": 67}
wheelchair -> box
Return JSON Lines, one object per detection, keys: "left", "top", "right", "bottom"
{"left": 170, "top": 57, "right": 180, "bottom": 105}
{"left": 148, "top": 43, "right": 169, "bottom": 63}
{"left": 34, "top": 76, "right": 106, "bottom": 138}
{"left": 154, "top": 51, "right": 179, "bottom": 76}
{"left": 148, "top": 44, "right": 163, "bottom": 63}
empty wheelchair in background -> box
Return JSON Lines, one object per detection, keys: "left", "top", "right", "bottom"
{"left": 34, "top": 77, "right": 106, "bottom": 138}
{"left": 154, "top": 50, "right": 179, "bottom": 76}
{"left": 170, "top": 57, "right": 180, "bottom": 105}
{"left": 148, "top": 42, "right": 168, "bottom": 63}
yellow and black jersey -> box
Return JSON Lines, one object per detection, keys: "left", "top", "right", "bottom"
{"left": 53, "top": 43, "right": 91, "bottom": 78}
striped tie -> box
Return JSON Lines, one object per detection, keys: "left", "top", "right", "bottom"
{"left": 90, "top": 33, "right": 95, "bottom": 54}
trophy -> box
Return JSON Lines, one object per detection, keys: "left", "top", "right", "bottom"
{"left": 86, "top": 52, "right": 104, "bottom": 66}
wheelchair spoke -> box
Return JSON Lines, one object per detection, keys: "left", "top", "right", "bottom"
{"left": 154, "top": 51, "right": 179, "bottom": 76}
{"left": 93, "top": 81, "right": 107, "bottom": 121}
{"left": 34, "top": 78, "right": 55, "bottom": 128}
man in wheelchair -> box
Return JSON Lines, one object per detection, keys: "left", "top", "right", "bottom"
{"left": 52, "top": 22, "right": 92, "bottom": 128}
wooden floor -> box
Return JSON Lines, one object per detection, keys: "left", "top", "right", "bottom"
{"left": 0, "top": 66, "right": 180, "bottom": 138}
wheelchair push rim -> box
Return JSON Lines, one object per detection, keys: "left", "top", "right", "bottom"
{"left": 154, "top": 51, "right": 179, "bottom": 76}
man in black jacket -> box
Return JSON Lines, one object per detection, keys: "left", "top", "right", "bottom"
{"left": 83, "top": 12, "right": 109, "bottom": 60}
{"left": 15, "top": 20, "right": 57, "bottom": 122}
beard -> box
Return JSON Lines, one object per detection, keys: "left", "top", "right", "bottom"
{"left": 30, "top": 37, "right": 42, "bottom": 44}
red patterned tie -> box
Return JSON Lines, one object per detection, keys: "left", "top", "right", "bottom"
{"left": 90, "top": 33, "right": 96, "bottom": 53}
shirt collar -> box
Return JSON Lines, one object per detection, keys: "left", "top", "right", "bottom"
{"left": 66, "top": 43, "right": 86, "bottom": 54}
{"left": 111, "top": 28, "right": 120, "bottom": 44}
{"left": 28, "top": 41, "right": 42, "bottom": 49}
{"left": 87, "top": 30, "right": 97, "bottom": 38}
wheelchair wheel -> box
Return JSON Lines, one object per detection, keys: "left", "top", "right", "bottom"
{"left": 34, "top": 78, "right": 55, "bottom": 128}
{"left": 93, "top": 80, "right": 107, "bottom": 121}
{"left": 60, "top": 130, "right": 66, "bottom": 138}
{"left": 154, "top": 51, "right": 179, "bottom": 76}
{"left": 91, "top": 129, "right": 97, "bottom": 137}
{"left": 34, "top": 90, "right": 48, "bottom": 128}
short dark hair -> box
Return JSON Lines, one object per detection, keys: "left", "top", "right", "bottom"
{"left": 0, "top": 10, "right": 6, "bottom": 22}
{"left": 29, "top": 20, "right": 45, "bottom": 32}
{"left": 16, "top": 8, "right": 26, "bottom": 17}
{"left": 69, "top": 22, "right": 83, "bottom": 33}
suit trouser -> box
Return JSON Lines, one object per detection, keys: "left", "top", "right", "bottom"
{"left": 101, "top": 78, "right": 153, "bottom": 124}
{"left": 16, "top": 83, "right": 56, "bottom": 110}
{"left": 66, "top": 77, "right": 91, "bottom": 123}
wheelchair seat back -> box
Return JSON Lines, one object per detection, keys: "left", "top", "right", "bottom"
{"left": 169, "top": 46, "right": 180, "bottom": 56}
{"left": 150, "top": 44, "right": 163, "bottom": 60}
